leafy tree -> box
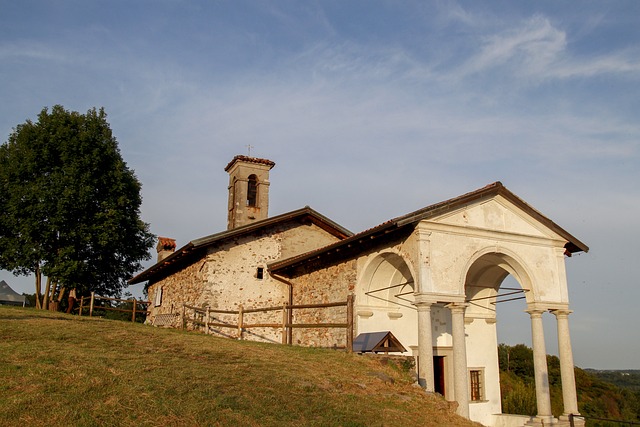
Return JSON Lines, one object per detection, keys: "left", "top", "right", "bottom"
{"left": 0, "top": 105, "right": 154, "bottom": 307}
{"left": 499, "top": 343, "right": 640, "bottom": 423}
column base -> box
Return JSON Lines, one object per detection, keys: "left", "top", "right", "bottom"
{"left": 525, "top": 415, "right": 557, "bottom": 426}
{"left": 556, "top": 414, "right": 584, "bottom": 427}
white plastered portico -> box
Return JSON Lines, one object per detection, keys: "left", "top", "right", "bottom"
{"left": 351, "top": 185, "right": 587, "bottom": 427}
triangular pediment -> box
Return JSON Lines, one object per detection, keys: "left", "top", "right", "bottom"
{"left": 432, "top": 195, "right": 561, "bottom": 239}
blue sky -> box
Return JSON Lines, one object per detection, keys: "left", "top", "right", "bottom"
{"left": 1, "top": 1, "right": 639, "bottom": 369}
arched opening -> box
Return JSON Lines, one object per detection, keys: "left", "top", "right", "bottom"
{"left": 357, "top": 252, "right": 416, "bottom": 356}
{"left": 246, "top": 174, "right": 258, "bottom": 207}
{"left": 464, "top": 252, "right": 559, "bottom": 353}
{"left": 463, "top": 252, "right": 560, "bottom": 422}
{"left": 461, "top": 253, "right": 535, "bottom": 420}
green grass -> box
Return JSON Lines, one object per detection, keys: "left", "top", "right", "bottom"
{"left": 0, "top": 307, "right": 479, "bottom": 427}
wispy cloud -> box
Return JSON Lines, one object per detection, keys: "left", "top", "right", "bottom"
{"left": 453, "top": 14, "right": 640, "bottom": 82}
{"left": 0, "top": 41, "right": 68, "bottom": 62}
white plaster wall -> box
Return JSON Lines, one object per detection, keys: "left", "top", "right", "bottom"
{"left": 466, "top": 317, "right": 502, "bottom": 426}
{"left": 355, "top": 307, "right": 418, "bottom": 353}
{"left": 423, "top": 227, "right": 569, "bottom": 306}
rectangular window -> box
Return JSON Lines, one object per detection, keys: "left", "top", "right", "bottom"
{"left": 469, "top": 369, "right": 484, "bottom": 402}
{"left": 154, "top": 286, "right": 163, "bottom": 307}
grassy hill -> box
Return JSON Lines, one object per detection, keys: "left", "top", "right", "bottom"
{"left": 0, "top": 307, "right": 478, "bottom": 427}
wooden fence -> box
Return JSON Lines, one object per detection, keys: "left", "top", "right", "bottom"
{"left": 77, "top": 292, "right": 151, "bottom": 322}
{"left": 182, "top": 294, "right": 354, "bottom": 352}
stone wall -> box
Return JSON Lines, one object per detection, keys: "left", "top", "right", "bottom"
{"left": 146, "top": 219, "right": 343, "bottom": 343}
{"left": 288, "top": 259, "right": 357, "bottom": 348}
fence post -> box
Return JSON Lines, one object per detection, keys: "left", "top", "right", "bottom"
{"left": 78, "top": 297, "right": 84, "bottom": 317}
{"left": 346, "top": 294, "right": 354, "bottom": 353}
{"left": 287, "top": 303, "right": 293, "bottom": 345}
{"left": 131, "top": 297, "right": 137, "bottom": 322}
{"left": 89, "top": 292, "right": 95, "bottom": 317}
{"left": 238, "top": 305, "right": 244, "bottom": 340}
{"left": 206, "top": 307, "right": 211, "bottom": 334}
{"left": 281, "top": 304, "right": 288, "bottom": 345}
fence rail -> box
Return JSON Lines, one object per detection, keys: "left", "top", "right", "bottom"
{"left": 78, "top": 292, "right": 151, "bottom": 322}
{"left": 181, "top": 295, "right": 354, "bottom": 351}
{"left": 569, "top": 413, "right": 640, "bottom": 426}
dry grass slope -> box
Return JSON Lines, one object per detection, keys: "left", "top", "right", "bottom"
{"left": 0, "top": 307, "right": 480, "bottom": 427}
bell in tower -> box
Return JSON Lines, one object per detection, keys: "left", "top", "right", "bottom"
{"left": 224, "top": 155, "right": 275, "bottom": 229}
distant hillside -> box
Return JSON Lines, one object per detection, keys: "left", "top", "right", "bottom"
{"left": 499, "top": 344, "right": 640, "bottom": 424}
{"left": 585, "top": 369, "right": 640, "bottom": 392}
{"left": 0, "top": 307, "right": 479, "bottom": 427}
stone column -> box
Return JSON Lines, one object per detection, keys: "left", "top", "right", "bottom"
{"left": 552, "top": 309, "right": 583, "bottom": 426}
{"left": 448, "top": 303, "right": 470, "bottom": 418}
{"left": 415, "top": 301, "right": 435, "bottom": 392}
{"left": 526, "top": 308, "right": 554, "bottom": 426}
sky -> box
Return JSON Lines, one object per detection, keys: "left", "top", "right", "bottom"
{"left": 1, "top": 1, "right": 639, "bottom": 369}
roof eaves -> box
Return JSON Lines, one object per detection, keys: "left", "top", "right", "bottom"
{"left": 268, "top": 219, "right": 399, "bottom": 273}
{"left": 129, "top": 206, "right": 352, "bottom": 285}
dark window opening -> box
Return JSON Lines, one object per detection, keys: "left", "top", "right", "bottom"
{"left": 434, "top": 356, "right": 445, "bottom": 396}
{"left": 470, "top": 369, "right": 483, "bottom": 401}
{"left": 247, "top": 175, "right": 258, "bottom": 207}
{"left": 256, "top": 267, "right": 264, "bottom": 280}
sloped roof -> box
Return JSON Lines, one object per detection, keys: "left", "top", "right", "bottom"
{"left": 224, "top": 155, "right": 275, "bottom": 171}
{"left": 128, "top": 206, "right": 352, "bottom": 285}
{"left": 269, "top": 182, "right": 588, "bottom": 275}
{"left": 0, "top": 280, "right": 26, "bottom": 303}
{"left": 352, "top": 331, "right": 407, "bottom": 353}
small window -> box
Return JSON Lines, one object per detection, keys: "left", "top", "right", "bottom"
{"left": 154, "top": 286, "right": 163, "bottom": 307}
{"left": 469, "top": 368, "right": 485, "bottom": 402}
{"left": 247, "top": 175, "right": 258, "bottom": 207}
{"left": 256, "top": 267, "right": 264, "bottom": 280}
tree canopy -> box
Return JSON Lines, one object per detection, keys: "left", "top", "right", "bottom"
{"left": 0, "top": 105, "right": 154, "bottom": 303}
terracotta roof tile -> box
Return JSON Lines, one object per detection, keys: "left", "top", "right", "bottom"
{"left": 224, "top": 155, "right": 276, "bottom": 171}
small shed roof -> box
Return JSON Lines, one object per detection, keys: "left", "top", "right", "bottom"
{"left": 352, "top": 331, "right": 407, "bottom": 353}
{"left": 0, "top": 280, "right": 26, "bottom": 305}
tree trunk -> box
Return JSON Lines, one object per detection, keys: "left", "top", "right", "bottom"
{"left": 43, "top": 276, "right": 51, "bottom": 310}
{"left": 34, "top": 264, "right": 42, "bottom": 309}
{"left": 57, "top": 286, "right": 66, "bottom": 302}
{"left": 49, "top": 280, "right": 58, "bottom": 302}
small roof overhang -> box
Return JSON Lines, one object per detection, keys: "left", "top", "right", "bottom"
{"left": 352, "top": 331, "right": 407, "bottom": 353}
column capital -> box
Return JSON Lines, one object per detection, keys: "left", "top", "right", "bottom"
{"left": 446, "top": 302, "right": 469, "bottom": 314}
{"left": 550, "top": 308, "right": 573, "bottom": 317}
{"left": 413, "top": 301, "right": 433, "bottom": 311}
{"left": 525, "top": 308, "right": 546, "bottom": 318}
{"left": 415, "top": 222, "right": 433, "bottom": 237}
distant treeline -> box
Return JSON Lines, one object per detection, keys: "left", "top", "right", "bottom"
{"left": 585, "top": 369, "right": 640, "bottom": 392}
{"left": 499, "top": 344, "right": 640, "bottom": 425}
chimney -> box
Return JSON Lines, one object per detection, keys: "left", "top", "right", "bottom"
{"left": 156, "top": 237, "right": 176, "bottom": 262}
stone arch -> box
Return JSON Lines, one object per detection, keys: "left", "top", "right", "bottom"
{"left": 356, "top": 250, "right": 418, "bottom": 353}
{"left": 358, "top": 250, "right": 416, "bottom": 308}
{"left": 461, "top": 247, "right": 537, "bottom": 314}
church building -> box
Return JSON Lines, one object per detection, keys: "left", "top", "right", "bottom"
{"left": 129, "top": 155, "right": 588, "bottom": 427}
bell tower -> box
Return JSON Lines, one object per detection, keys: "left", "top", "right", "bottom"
{"left": 225, "top": 155, "right": 275, "bottom": 229}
